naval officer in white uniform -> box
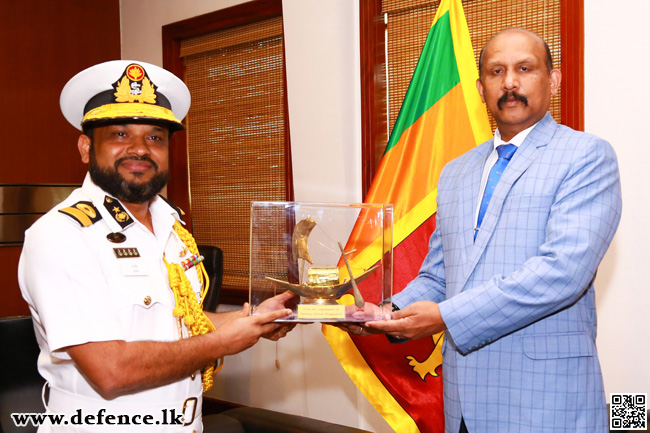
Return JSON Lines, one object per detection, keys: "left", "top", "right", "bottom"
{"left": 19, "top": 60, "right": 295, "bottom": 432}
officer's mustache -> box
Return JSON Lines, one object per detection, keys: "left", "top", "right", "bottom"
{"left": 497, "top": 91, "right": 528, "bottom": 110}
{"left": 115, "top": 155, "right": 159, "bottom": 171}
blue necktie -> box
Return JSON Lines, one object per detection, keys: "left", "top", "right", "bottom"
{"left": 475, "top": 144, "right": 517, "bottom": 239}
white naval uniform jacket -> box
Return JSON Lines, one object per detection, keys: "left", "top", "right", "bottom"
{"left": 18, "top": 173, "right": 204, "bottom": 432}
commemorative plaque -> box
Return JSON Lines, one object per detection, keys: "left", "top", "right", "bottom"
{"left": 249, "top": 202, "right": 393, "bottom": 322}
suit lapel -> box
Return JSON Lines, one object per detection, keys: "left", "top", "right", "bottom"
{"left": 460, "top": 113, "right": 557, "bottom": 289}
{"left": 457, "top": 141, "right": 492, "bottom": 269}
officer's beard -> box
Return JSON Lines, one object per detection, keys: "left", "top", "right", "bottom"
{"left": 88, "top": 144, "right": 169, "bottom": 204}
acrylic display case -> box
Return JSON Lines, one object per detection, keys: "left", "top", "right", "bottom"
{"left": 249, "top": 202, "right": 393, "bottom": 322}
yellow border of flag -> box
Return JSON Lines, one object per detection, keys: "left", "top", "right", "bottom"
{"left": 323, "top": 0, "right": 491, "bottom": 431}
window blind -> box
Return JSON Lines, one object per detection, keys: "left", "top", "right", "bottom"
{"left": 180, "top": 16, "right": 287, "bottom": 290}
{"left": 383, "top": 0, "right": 561, "bottom": 134}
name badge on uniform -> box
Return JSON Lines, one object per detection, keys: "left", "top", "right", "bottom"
{"left": 113, "top": 248, "right": 149, "bottom": 276}
{"left": 113, "top": 248, "right": 140, "bottom": 258}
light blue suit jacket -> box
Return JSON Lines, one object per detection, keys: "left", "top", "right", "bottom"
{"left": 394, "top": 113, "right": 622, "bottom": 433}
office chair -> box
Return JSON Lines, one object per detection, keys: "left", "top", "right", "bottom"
{"left": 0, "top": 315, "right": 45, "bottom": 433}
{"left": 198, "top": 245, "right": 224, "bottom": 313}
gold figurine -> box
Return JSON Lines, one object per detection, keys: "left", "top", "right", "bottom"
{"left": 265, "top": 218, "right": 377, "bottom": 306}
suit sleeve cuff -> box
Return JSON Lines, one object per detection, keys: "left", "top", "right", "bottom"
{"left": 379, "top": 301, "right": 410, "bottom": 344}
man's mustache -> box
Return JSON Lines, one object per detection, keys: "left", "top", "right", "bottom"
{"left": 497, "top": 91, "right": 528, "bottom": 110}
{"left": 115, "top": 156, "right": 159, "bottom": 171}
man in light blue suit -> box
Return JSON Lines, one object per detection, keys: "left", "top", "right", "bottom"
{"left": 363, "top": 29, "right": 622, "bottom": 432}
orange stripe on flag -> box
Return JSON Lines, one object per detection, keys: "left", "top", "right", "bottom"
{"left": 323, "top": 0, "right": 492, "bottom": 431}
{"left": 348, "top": 84, "right": 478, "bottom": 269}
{"left": 369, "top": 83, "right": 479, "bottom": 221}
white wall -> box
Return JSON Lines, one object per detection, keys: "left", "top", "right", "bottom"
{"left": 120, "top": 0, "right": 648, "bottom": 430}
{"left": 585, "top": 0, "right": 650, "bottom": 399}
{"left": 119, "top": 0, "right": 243, "bottom": 65}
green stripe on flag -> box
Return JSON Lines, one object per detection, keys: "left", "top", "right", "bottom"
{"left": 384, "top": 11, "right": 460, "bottom": 154}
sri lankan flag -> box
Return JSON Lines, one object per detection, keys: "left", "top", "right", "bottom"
{"left": 322, "top": 0, "right": 491, "bottom": 431}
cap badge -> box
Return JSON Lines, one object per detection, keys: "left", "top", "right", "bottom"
{"left": 113, "top": 63, "right": 157, "bottom": 104}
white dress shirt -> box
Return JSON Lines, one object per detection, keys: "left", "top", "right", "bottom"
{"left": 473, "top": 123, "right": 538, "bottom": 230}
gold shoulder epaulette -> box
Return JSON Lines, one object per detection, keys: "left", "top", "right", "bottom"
{"left": 58, "top": 201, "right": 103, "bottom": 227}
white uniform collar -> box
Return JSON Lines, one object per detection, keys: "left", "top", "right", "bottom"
{"left": 80, "top": 172, "right": 181, "bottom": 233}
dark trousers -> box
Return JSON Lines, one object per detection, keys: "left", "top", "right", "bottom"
{"left": 459, "top": 417, "right": 468, "bottom": 433}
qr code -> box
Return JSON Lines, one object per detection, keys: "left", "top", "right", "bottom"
{"left": 611, "top": 393, "right": 647, "bottom": 430}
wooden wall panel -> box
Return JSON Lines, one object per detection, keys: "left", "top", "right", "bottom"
{"left": 0, "top": 0, "right": 121, "bottom": 317}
